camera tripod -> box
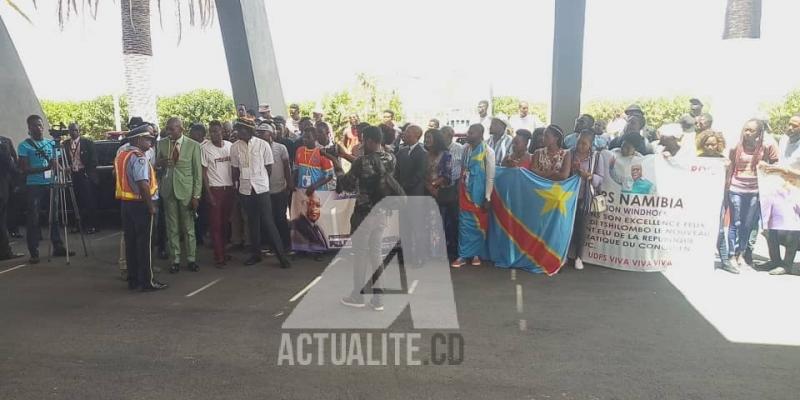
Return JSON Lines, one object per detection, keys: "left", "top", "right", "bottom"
{"left": 46, "top": 141, "right": 89, "bottom": 264}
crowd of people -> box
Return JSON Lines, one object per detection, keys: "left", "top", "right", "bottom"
{"left": 0, "top": 97, "right": 798, "bottom": 298}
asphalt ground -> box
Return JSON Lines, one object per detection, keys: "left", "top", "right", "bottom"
{"left": 0, "top": 228, "right": 798, "bottom": 400}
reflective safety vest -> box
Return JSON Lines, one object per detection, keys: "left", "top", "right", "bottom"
{"left": 115, "top": 149, "right": 158, "bottom": 201}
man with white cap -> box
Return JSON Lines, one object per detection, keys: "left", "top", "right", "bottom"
{"left": 114, "top": 125, "right": 168, "bottom": 291}
{"left": 655, "top": 123, "right": 690, "bottom": 161}
{"left": 258, "top": 104, "right": 272, "bottom": 120}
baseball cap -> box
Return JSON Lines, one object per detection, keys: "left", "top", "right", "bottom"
{"left": 689, "top": 98, "right": 703, "bottom": 106}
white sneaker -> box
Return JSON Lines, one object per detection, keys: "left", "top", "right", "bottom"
{"left": 574, "top": 258, "right": 584, "bottom": 270}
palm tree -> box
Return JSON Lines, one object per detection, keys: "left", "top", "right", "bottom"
{"left": 723, "top": 0, "right": 762, "bottom": 39}
{"left": 121, "top": 0, "right": 156, "bottom": 124}
{"left": 7, "top": 0, "right": 215, "bottom": 125}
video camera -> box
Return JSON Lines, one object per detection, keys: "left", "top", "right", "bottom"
{"left": 49, "top": 123, "right": 69, "bottom": 141}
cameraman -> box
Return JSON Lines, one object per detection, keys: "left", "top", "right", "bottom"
{"left": 63, "top": 123, "right": 99, "bottom": 234}
{"left": 17, "top": 115, "right": 72, "bottom": 264}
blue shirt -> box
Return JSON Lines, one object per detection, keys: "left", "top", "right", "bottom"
{"left": 126, "top": 151, "right": 158, "bottom": 200}
{"left": 18, "top": 138, "right": 56, "bottom": 186}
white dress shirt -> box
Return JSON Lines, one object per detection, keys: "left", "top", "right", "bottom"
{"left": 230, "top": 136, "right": 274, "bottom": 195}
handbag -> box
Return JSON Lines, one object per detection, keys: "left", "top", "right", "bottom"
{"left": 588, "top": 152, "right": 607, "bottom": 215}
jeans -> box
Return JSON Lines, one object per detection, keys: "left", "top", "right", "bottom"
{"left": 570, "top": 203, "right": 588, "bottom": 259}
{"left": 727, "top": 192, "right": 760, "bottom": 258}
{"left": 716, "top": 204, "right": 729, "bottom": 262}
{"left": 25, "top": 185, "right": 63, "bottom": 257}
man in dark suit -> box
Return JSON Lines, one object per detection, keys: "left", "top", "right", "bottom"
{"left": 63, "top": 123, "right": 99, "bottom": 234}
{"left": 290, "top": 192, "right": 329, "bottom": 251}
{"left": 394, "top": 124, "right": 428, "bottom": 265}
{"left": 0, "top": 135, "right": 24, "bottom": 260}
{"left": 395, "top": 124, "right": 427, "bottom": 196}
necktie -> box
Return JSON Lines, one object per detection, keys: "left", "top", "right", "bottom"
{"left": 171, "top": 141, "right": 180, "bottom": 163}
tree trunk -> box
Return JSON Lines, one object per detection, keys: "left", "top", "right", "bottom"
{"left": 723, "top": 0, "right": 762, "bottom": 39}
{"left": 121, "top": 0, "right": 157, "bottom": 125}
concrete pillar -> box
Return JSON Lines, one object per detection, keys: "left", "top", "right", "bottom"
{"left": 550, "top": 0, "right": 587, "bottom": 131}
{"left": 216, "top": 0, "right": 286, "bottom": 116}
{"left": 0, "top": 14, "right": 46, "bottom": 145}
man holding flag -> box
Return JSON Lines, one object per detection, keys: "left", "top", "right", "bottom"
{"left": 451, "top": 124, "right": 495, "bottom": 268}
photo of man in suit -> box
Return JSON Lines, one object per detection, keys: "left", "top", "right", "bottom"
{"left": 290, "top": 192, "right": 329, "bottom": 251}
{"left": 156, "top": 117, "right": 203, "bottom": 273}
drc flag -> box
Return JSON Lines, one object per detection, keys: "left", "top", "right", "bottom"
{"left": 489, "top": 168, "right": 580, "bottom": 275}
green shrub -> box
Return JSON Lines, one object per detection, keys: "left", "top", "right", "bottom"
{"left": 41, "top": 96, "right": 128, "bottom": 139}
{"left": 156, "top": 89, "right": 236, "bottom": 129}
{"left": 491, "top": 96, "right": 548, "bottom": 124}
{"left": 312, "top": 74, "right": 404, "bottom": 139}
{"left": 765, "top": 89, "right": 800, "bottom": 135}
{"left": 583, "top": 96, "right": 694, "bottom": 130}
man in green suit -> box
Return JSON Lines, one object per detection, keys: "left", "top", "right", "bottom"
{"left": 156, "top": 117, "right": 203, "bottom": 273}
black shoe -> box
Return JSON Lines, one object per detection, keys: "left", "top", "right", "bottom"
{"left": 279, "top": 258, "right": 292, "bottom": 269}
{"left": 86, "top": 227, "right": 99, "bottom": 235}
{"left": 9, "top": 231, "right": 22, "bottom": 239}
{"left": 244, "top": 256, "right": 261, "bottom": 266}
{"left": 187, "top": 262, "right": 199, "bottom": 272}
{"left": 169, "top": 263, "right": 180, "bottom": 274}
{"left": 52, "top": 248, "right": 76, "bottom": 257}
{"left": 28, "top": 255, "right": 40, "bottom": 264}
{"left": 0, "top": 253, "right": 24, "bottom": 261}
{"left": 158, "top": 250, "right": 168, "bottom": 260}
{"left": 140, "top": 281, "right": 168, "bottom": 292}
{"left": 743, "top": 249, "right": 754, "bottom": 266}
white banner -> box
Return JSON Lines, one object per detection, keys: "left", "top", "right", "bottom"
{"left": 582, "top": 151, "right": 726, "bottom": 271}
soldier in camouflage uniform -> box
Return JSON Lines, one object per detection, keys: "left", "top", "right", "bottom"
{"left": 322, "top": 125, "right": 405, "bottom": 311}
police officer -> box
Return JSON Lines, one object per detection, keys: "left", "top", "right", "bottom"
{"left": 114, "top": 126, "right": 168, "bottom": 291}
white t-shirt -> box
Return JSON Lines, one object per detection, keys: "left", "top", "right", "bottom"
{"left": 201, "top": 140, "right": 233, "bottom": 187}
{"left": 509, "top": 114, "right": 542, "bottom": 133}
{"left": 268, "top": 141, "right": 290, "bottom": 194}
{"left": 230, "top": 137, "right": 274, "bottom": 195}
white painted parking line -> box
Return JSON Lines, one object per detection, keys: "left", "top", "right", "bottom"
{"left": 516, "top": 284, "right": 523, "bottom": 313}
{"left": 408, "top": 279, "right": 419, "bottom": 294}
{"left": 186, "top": 278, "right": 223, "bottom": 298}
{"left": 92, "top": 231, "right": 122, "bottom": 241}
{"left": 289, "top": 276, "right": 321, "bottom": 303}
{"left": 511, "top": 269, "right": 516, "bottom": 281}
{"left": 0, "top": 264, "right": 27, "bottom": 275}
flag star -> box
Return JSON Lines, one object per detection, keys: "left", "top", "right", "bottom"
{"left": 535, "top": 183, "right": 574, "bottom": 215}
